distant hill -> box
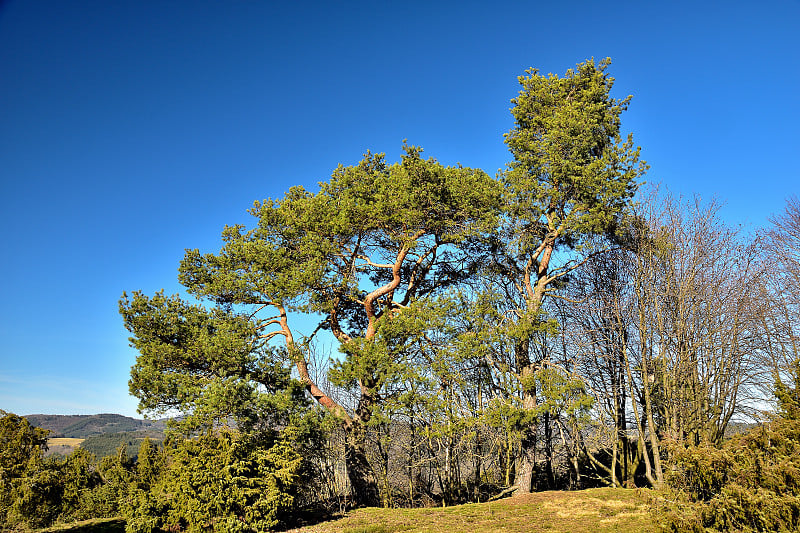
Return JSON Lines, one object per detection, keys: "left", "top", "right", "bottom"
{"left": 25, "top": 413, "right": 166, "bottom": 438}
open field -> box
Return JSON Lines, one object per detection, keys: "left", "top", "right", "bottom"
{"left": 46, "top": 437, "right": 85, "bottom": 456}
{"left": 286, "top": 488, "right": 657, "bottom": 533}
{"left": 48, "top": 438, "right": 85, "bottom": 447}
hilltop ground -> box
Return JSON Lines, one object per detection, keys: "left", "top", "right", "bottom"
{"left": 283, "top": 488, "right": 657, "bottom": 533}
{"left": 39, "top": 488, "right": 657, "bottom": 533}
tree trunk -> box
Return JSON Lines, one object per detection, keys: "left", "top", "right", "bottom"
{"left": 624, "top": 350, "right": 654, "bottom": 486}
{"left": 511, "top": 235, "right": 554, "bottom": 495}
{"left": 473, "top": 437, "right": 483, "bottom": 502}
{"left": 503, "top": 425, "right": 515, "bottom": 487}
{"left": 641, "top": 347, "right": 664, "bottom": 488}
{"left": 544, "top": 410, "right": 555, "bottom": 489}
{"left": 557, "top": 419, "right": 581, "bottom": 489}
{"left": 610, "top": 434, "right": 619, "bottom": 488}
{"left": 515, "top": 358, "right": 538, "bottom": 493}
{"left": 516, "top": 428, "right": 536, "bottom": 493}
{"left": 344, "top": 420, "right": 380, "bottom": 507}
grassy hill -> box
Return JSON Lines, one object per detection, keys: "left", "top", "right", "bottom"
{"left": 45, "top": 437, "right": 85, "bottom": 457}
{"left": 40, "top": 518, "right": 125, "bottom": 532}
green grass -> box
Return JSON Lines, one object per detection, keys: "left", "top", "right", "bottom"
{"left": 283, "top": 488, "right": 658, "bottom": 533}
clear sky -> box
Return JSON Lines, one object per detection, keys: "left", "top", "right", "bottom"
{"left": 1, "top": 0, "right": 797, "bottom": 418}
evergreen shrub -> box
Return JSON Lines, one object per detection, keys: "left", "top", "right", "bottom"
{"left": 125, "top": 428, "right": 304, "bottom": 533}
{"left": 658, "top": 363, "right": 800, "bottom": 532}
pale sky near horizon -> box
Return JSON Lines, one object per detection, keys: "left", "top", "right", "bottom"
{"left": 1, "top": 0, "right": 798, "bottom": 418}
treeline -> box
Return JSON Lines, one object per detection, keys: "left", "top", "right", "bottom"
{"left": 657, "top": 364, "right": 800, "bottom": 532}
{"left": 80, "top": 432, "right": 163, "bottom": 461}
{"left": 120, "top": 57, "right": 650, "bottom": 509}
{"left": 1, "top": 411, "right": 135, "bottom": 530}
{"left": 303, "top": 192, "right": 800, "bottom": 509}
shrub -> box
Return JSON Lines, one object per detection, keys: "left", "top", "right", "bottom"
{"left": 124, "top": 428, "right": 304, "bottom": 533}
{"left": 657, "top": 359, "right": 800, "bottom": 532}
{"left": 658, "top": 419, "right": 800, "bottom": 532}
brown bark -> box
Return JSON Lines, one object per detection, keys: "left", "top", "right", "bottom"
{"left": 640, "top": 345, "right": 664, "bottom": 487}
{"left": 624, "top": 339, "right": 656, "bottom": 486}
{"left": 515, "top": 235, "right": 555, "bottom": 494}
{"left": 543, "top": 410, "right": 555, "bottom": 489}
{"left": 343, "top": 419, "right": 380, "bottom": 507}
{"left": 515, "top": 340, "right": 537, "bottom": 494}
{"left": 273, "top": 302, "right": 381, "bottom": 505}
{"left": 516, "top": 427, "right": 536, "bottom": 493}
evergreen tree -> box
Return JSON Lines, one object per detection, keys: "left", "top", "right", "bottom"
{"left": 0, "top": 410, "right": 61, "bottom": 530}
{"left": 489, "top": 58, "right": 646, "bottom": 493}
{"left": 123, "top": 144, "right": 500, "bottom": 505}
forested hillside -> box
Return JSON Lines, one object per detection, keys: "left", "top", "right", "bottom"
{"left": 25, "top": 414, "right": 165, "bottom": 439}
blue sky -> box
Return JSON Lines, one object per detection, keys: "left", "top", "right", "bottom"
{"left": 1, "top": 1, "right": 797, "bottom": 418}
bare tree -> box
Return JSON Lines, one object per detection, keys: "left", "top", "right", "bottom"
{"left": 760, "top": 197, "right": 800, "bottom": 387}
{"left": 558, "top": 191, "right": 770, "bottom": 489}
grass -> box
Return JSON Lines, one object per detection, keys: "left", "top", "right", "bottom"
{"left": 32, "top": 488, "right": 657, "bottom": 533}
{"left": 283, "top": 488, "right": 658, "bottom": 533}
{"left": 48, "top": 438, "right": 85, "bottom": 447}
{"left": 45, "top": 438, "right": 86, "bottom": 457}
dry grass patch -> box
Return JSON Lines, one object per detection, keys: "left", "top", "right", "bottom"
{"left": 48, "top": 437, "right": 85, "bottom": 447}
{"left": 46, "top": 437, "right": 85, "bottom": 456}
{"left": 285, "top": 488, "right": 656, "bottom": 533}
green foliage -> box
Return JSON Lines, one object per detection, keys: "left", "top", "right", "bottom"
{"left": 120, "top": 291, "right": 315, "bottom": 444}
{"left": 179, "top": 144, "right": 500, "bottom": 323}
{"left": 57, "top": 449, "right": 103, "bottom": 523}
{"left": 128, "top": 143, "right": 501, "bottom": 505}
{"left": 776, "top": 359, "right": 800, "bottom": 421}
{"left": 124, "top": 429, "right": 304, "bottom": 533}
{"left": 659, "top": 421, "right": 800, "bottom": 532}
{"left": 15, "top": 458, "right": 65, "bottom": 529}
{"left": 80, "top": 432, "right": 161, "bottom": 461}
{"left": 0, "top": 410, "right": 49, "bottom": 473}
{"left": 1, "top": 413, "right": 144, "bottom": 531}
{"left": 531, "top": 365, "right": 593, "bottom": 422}
{"left": 1, "top": 431, "right": 109, "bottom": 530}
{"left": 120, "top": 290, "right": 288, "bottom": 431}
{"left": 504, "top": 57, "right": 646, "bottom": 251}
{"left": 88, "top": 446, "right": 135, "bottom": 520}
{"left": 0, "top": 410, "right": 58, "bottom": 530}
{"left": 133, "top": 439, "right": 162, "bottom": 492}
{"left": 658, "top": 366, "right": 800, "bottom": 532}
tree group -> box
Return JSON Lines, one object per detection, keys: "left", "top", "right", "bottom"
{"left": 119, "top": 58, "right": 656, "bottom": 506}
{"left": 9, "top": 58, "right": 789, "bottom": 531}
